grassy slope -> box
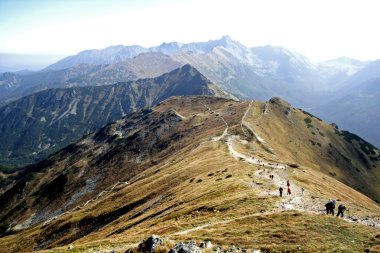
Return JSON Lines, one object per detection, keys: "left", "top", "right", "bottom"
{"left": 0, "top": 96, "right": 379, "bottom": 252}
{"left": 251, "top": 98, "right": 380, "bottom": 201}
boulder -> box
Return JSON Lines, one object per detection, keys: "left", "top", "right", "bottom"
{"left": 169, "top": 241, "right": 201, "bottom": 253}
{"left": 199, "top": 240, "right": 212, "bottom": 249}
{"left": 138, "top": 235, "right": 165, "bottom": 253}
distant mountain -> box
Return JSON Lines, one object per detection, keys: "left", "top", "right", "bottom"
{"left": 0, "top": 52, "right": 181, "bottom": 105}
{"left": 42, "top": 36, "right": 369, "bottom": 108}
{"left": 312, "top": 60, "right": 380, "bottom": 148}
{"left": 318, "top": 57, "right": 368, "bottom": 89}
{"left": 1, "top": 36, "right": 370, "bottom": 109}
{"left": 48, "top": 36, "right": 245, "bottom": 70}
{"left": 0, "top": 64, "right": 232, "bottom": 166}
{"left": 321, "top": 57, "right": 366, "bottom": 76}
{"left": 47, "top": 45, "right": 147, "bottom": 70}
{"left": 313, "top": 77, "right": 380, "bottom": 148}
{"left": 343, "top": 59, "right": 380, "bottom": 87}
{"left": 2, "top": 36, "right": 378, "bottom": 149}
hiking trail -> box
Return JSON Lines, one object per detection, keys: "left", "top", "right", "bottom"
{"left": 175, "top": 100, "right": 380, "bottom": 235}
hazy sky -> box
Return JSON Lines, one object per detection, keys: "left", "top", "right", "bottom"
{"left": 1, "top": 0, "right": 379, "bottom": 62}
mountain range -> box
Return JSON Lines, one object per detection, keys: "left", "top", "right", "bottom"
{"left": 0, "top": 96, "right": 379, "bottom": 252}
{"left": 1, "top": 36, "right": 378, "bottom": 151}
{"left": 0, "top": 65, "right": 231, "bottom": 166}
{"left": 0, "top": 52, "right": 182, "bottom": 105}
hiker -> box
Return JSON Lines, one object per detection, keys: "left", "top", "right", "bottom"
{"left": 301, "top": 188, "right": 304, "bottom": 195}
{"left": 286, "top": 180, "right": 290, "bottom": 187}
{"left": 287, "top": 186, "right": 291, "bottom": 195}
{"left": 325, "top": 200, "right": 336, "bottom": 215}
{"left": 336, "top": 204, "right": 348, "bottom": 217}
{"left": 279, "top": 187, "right": 283, "bottom": 197}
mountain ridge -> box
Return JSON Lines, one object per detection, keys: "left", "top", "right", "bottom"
{"left": 1, "top": 36, "right": 380, "bottom": 164}
{"left": 0, "top": 64, "right": 232, "bottom": 166}
{"left": 0, "top": 95, "right": 379, "bottom": 252}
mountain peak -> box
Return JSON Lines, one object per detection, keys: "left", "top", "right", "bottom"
{"left": 322, "top": 56, "right": 364, "bottom": 66}
{"left": 214, "top": 35, "right": 243, "bottom": 48}
{"left": 164, "top": 64, "right": 205, "bottom": 80}
{"left": 179, "top": 63, "right": 196, "bottom": 72}
{"left": 219, "top": 35, "right": 233, "bottom": 43}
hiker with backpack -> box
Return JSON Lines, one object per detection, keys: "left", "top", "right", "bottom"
{"left": 279, "top": 187, "right": 283, "bottom": 197}
{"left": 325, "top": 200, "right": 336, "bottom": 215}
{"left": 336, "top": 204, "right": 349, "bottom": 217}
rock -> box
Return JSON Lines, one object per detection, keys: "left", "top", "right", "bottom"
{"left": 199, "top": 240, "right": 212, "bottom": 249}
{"left": 138, "top": 235, "right": 165, "bottom": 253}
{"left": 227, "top": 245, "right": 237, "bottom": 252}
{"left": 213, "top": 246, "right": 221, "bottom": 253}
{"left": 169, "top": 241, "right": 201, "bottom": 253}
{"left": 68, "top": 244, "right": 74, "bottom": 250}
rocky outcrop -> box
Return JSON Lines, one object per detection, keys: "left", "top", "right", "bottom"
{"left": 127, "top": 236, "right": 258, "bottom": 253}
{"left": 168, "top": 241, "right": 201, "bottom": 253}
{"left": 138, "top": 235, "right": 166, "bottom": 253}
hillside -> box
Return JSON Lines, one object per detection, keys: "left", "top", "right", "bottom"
{"left": 0, "top": 65, "right": 232, "bottom": 166}
{"left": 0, "top": 96, "right": 379, "bottom": 252}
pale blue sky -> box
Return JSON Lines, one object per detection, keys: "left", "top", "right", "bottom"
{"left": 1, "top": 0, "right": 379, "bottom": 62}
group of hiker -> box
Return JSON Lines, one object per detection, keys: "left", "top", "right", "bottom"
{"left": 278, "top": 181, "right": 348, "bottom": 218}
{"left": 325, "top": 199, "right": 349, "bottom": 217}
{"left": 278, "top": 180, "right": 292, "bottom": 197}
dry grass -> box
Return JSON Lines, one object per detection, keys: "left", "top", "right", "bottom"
{"left": 1, "top": 96, "right": 379, "bottom": 253}
{"left": 171, "top": 211, "right": 379, "bottom": 252}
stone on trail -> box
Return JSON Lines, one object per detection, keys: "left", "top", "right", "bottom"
{"left": 168, "top": 241, "right": 201, "bottom": 253}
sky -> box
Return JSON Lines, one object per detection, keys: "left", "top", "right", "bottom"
{"left": 0, "top": 0, "right": 379, "bottom": 62}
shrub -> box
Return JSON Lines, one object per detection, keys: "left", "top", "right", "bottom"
{"left": 304, "top": 117, "right": 312, "bottom": 124}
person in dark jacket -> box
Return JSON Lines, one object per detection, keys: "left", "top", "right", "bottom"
{"left": 325, "top": 200, "right": 336, "bottom": 215}
{"left": 336, "top": 204, "right": 348, "bottom": 217}
{"left": 279, "top": 187, "right": 283, "bottom": 197}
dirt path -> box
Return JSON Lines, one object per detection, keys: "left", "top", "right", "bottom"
{"left": 181, "top": 100, "right": 380, "bottom": 233}
{"left": 42, "top": 181, "right": 129, "bottom": 225}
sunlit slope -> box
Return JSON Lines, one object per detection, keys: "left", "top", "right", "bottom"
{"left": 0, "top": 96, "right": 379, "bottom": 252}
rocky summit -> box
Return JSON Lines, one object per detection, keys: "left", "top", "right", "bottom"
{"left": 0, "top": 96, "right": 379, "bottom": 252}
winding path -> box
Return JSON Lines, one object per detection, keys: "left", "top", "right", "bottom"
{"left": 173, "top": 100, "right": 380, "bottom": 235}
